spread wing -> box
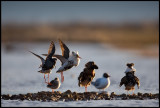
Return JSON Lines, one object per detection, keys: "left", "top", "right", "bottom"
{"left": 53, "top": 54, "right": 67, "bottom": 65}
{"left": 41, "top": 54, "right": 67, "bottom": 65}
{"left": 59, "top": 39, "right": 70, "bottom": 59}
{"left": 134, "top": 76, "right": 140, "bottom": 88}
{"left": 29, "top": 51, "right": 45, "bottom": 65}
{"left": 119, "top": 76, "right": 127, "bottom": 87}
{"left": 47, "top": 41, "right": 55, "bottom": 58}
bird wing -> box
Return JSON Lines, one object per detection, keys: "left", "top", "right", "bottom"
{"left": 53, "top": 54, "right": 67, "bottom": 65}
{"left": 42, "top": 54, "right": 48, "bottom": 56}
{"left": 134, "top": 76, "right": 140, "bottom": 88}
{"left": 120, "top": 76, "right": 127, "bottom": 87}
{"left": 48, "top": 80, "right": 59, "bottom": 89}
{"left": 59, "top": 39, "right": 70, "bottom": 59}
{"left": 41, "top": 54, "right": 67, "bottom": 65}
{"left": 50, "top": 79, "right": 56, "bottom": 84}
{"left": 47, "top": 41, "right": 55, "bottom": 58}
{"left": 78, "top": 71, "right": 83, "bottom": 81}
{"left": 93, "top": 78, "right": 101, "bottom": 86}
{"left": 78, "top": 71, "right": 85, "bottom": 86}
{"left": 29, "top": 51, "right": 45, "bottom": 65}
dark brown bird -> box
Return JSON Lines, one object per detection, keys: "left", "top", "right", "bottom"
{"left": 78, "top": 61, "right": 98, "bottom": 92}
{"left": 119, "top": 71, "right": 140, "bottom": 95}
{"left": 29, "top": 41, "right": 57, "bottom": 83}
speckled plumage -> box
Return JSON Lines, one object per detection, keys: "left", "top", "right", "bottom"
{"left": 29, "top": 41, "right": 57, "bottom": 83}
{"left": 120, "top": 70, "right": 140, "bottom": 91}
{"left": 78, "top": 61, "right": 98, "bottom": 89}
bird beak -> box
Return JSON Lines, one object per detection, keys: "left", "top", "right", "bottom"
{"left": 78, "top": 56, "right": 82, "bottom": 59}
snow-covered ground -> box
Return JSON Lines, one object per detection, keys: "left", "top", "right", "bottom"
{"left": 1, "top": 42, "right": 159, "bottom": 107}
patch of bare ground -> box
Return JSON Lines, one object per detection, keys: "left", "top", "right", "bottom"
{"left": 1, "top": 91, "right": 159, "bottom": 102}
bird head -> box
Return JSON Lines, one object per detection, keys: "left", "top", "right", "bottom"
{"left": 103, "top": 73, "right": 111, "bottom": 78}
{"left": 126, "top": 63, "right": 134, "bottom": 68}
{"left": 55, "top": 77, "right": 59, "bottom": 81}
{"left": 72, "top": 51, "right": 82, "bottom": 59}
{"left": 85, "top": 61, "right": 98, "bottom": 69}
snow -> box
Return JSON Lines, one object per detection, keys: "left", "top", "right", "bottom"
{"left": 1, "top": 42, "right": 159, "bottom": 107}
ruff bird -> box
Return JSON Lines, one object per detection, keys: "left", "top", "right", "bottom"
{"left": 78, "top": 61, "right": 98, "bottom": 92}
{"left": 47, "top": 77, "right": 61, "bottom": 93}
{"left": 120, "top": 71, "right": 140, "bottom": 95}
{"left": 29, "top": 41, "right": 57, "bottom": 83}
{"left": 42, "top": 39, "right": 81, "bottom": 83}
{"left": 125, "top": 63, "right": 136, "bottom": 73}
{"left": 91, "top": 73, "right": 111, "bottom": 91}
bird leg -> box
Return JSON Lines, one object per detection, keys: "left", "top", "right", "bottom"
{"left": 132, "top": 90, "right": 135, "bottom": 95}
{"left": 127, "top": 90, "right": 129, "bottom": 96}
{"left": 52, "top": 89, "right": 54, "bottom": 93}
{"left": 47, "top": 74, "right": 49, "bottom": 83}
{"left": 61, "top": 72, "right": 64, "bottom": 83}
{"left": 44, "top": 74, "right": 47, "bottom": 83}
{"left": 85, "top": 86, "right": 87, "bottom": 92}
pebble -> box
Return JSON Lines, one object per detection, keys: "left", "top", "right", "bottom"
{"left": 137, "top": 92, "right": 143, "bottom": 96}
{"left": 1, "top": 91, "right": 159, "bottom": 102}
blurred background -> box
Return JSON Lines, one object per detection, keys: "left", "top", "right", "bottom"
{"left": 2, "top": 1, "right": 159, "bottom": 51}
{"left": 1, "top": 1, "right": 159, "bottom": 95}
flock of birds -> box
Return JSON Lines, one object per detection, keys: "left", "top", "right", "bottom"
{"left": 29, "top": 39, "right": 140, "bottom": 94}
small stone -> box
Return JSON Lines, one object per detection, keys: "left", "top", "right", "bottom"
{"left": 143, "top": 93, "right": 149, "bottom": 97}
{"left": 139, "top": 97, "right": 144, "bottom": 100}
{"left": 64, "top": 90, "right": 72, "bottom": 94}
{"left": 110, "top": 92, "right": 116, "bottom": 97}
{"left": 1, "top": 91, "right": 159, "bottom": 101}
{"left": 95, "top": 96, "right": 101, "bottom": 100}
{"left": 105, "top": 97, "right": 110, "bottom": 100}
{"left": 137, "top": 92, "right": 143, "bottom": 96}
{"left": 128, "top": 94, "right": 137, "bottom": 99}
{"left": 154, "top": 93, "right": 159, "bottom": 99}
{"left": 121, "top": 93, "right": 127, "bottom": 97}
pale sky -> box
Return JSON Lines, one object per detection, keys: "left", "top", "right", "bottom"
{"left": 1, "top": 1, "right": 159, "bottom": 24}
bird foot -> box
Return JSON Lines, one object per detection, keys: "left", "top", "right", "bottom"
{"left": 61, "top": 72, "right": 64, "bottom": 83}
{"left": 61, "top": 78, "right": 64, "bottom": 83}
{"left": 85, "top": 86, "right": 87, "bottom": 92}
